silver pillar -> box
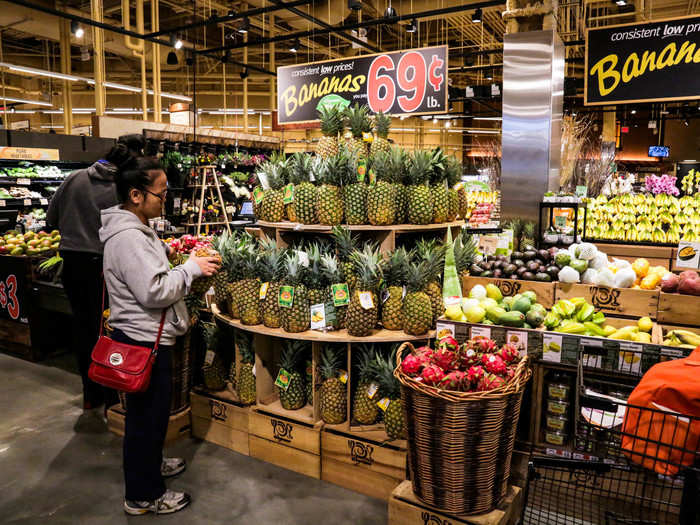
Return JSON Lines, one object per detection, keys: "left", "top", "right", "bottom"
{"left": 501, "top": 30, "right": 564, "bottom": 224}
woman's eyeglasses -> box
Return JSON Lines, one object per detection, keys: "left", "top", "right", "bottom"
{"left": 143, "top": 189, "right": 168, "bottom": 202}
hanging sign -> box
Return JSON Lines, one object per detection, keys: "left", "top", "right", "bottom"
{"left": 585, "top": 15, "right": 700, "bottom": 105}
{"left": 276, "top": 45, "right": 448, "bottom": 124}
{"left": 0, "top": 147, "right": 59, "bottom": 161}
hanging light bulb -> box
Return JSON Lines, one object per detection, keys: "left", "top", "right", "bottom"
{"left": 290, "top": 38, "right": 300, "bottom": 53}
{"left": 71, "top": 20, "right": 84, "bottom": 38}
{"left": 167, "top": 51, "right": 178, "bottom": 65}
{"left": 384, "top": 2, "right": 397, "bottom": 17}
{"left": 472, "top": 8, "right": 483, "bottom": 23}
{"left": 238, "top": 16, "right": 250, "bottom": 33}
{"left": 406, "top": 18, "right": 417, "bottom": 33}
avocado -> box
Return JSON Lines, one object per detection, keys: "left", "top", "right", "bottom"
{"left": 498, "top": 311, "right": 526, "bottom": 327}
{"left": 570, "top": 258, "right": 588, "bottom": 274}
{"left": 535, "top": 272, "right": 552, "bottom": 282}
{"left": 511, "top": 251, "right": 524, "bottom": 261}
{"left": 525, "top": 309, "right": 545, "bottom": 327}
{"left": 512, "top": 296, "right": 532, "bottom": 314}
{"left": 522, "top": 271, "right": 535, "bottom": 281}
{"left": 503, "top": 263, "right": 517, "bottom": 275}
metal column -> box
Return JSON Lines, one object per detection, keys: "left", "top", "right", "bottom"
{"left": 58, "top": 17, "right": 73, "bottom": 133}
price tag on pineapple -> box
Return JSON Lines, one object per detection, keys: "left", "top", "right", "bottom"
{"left": 274, "top": 368, "right": 292, "bottom": 391}
{"left": 542, "top": 333, "right": 563, "bottom": 363}
{"left": 259, "top": 282, "right": 269, "bottom": 300}
{"left": 204, "top": 350, "right": 216, "bottom": 366}
{"left": 253, "top": 186, "right": 264, "bottom": 204}
{"left": 278, "top": 286, "right": 294, "bottom": 308}
{"left": 332, "top": 283, "right": 350, "bottom": 306}
{"left": 356, "top": 159, "right": 367, "bottom": 182}
{"left": 366, "top": 382, "right": 379, "bottom": 400}
{"left": 506, "top": 330, "right": 528, "bottom": 357}
{"left": 470, "top": 325, "right": 491, "bottom": 340}
{"left": 310, "top": 303, "right": 326, "bottom": 330}
{"left": 676, "top": 241, "right": 700, "bottom": 269}
{"left": 376, "top": 397, "right": 391, "bottom": 412}
{"left": 338, "top": 370, "right": 348, "bottom": 384}
{"left": 283, "top": 183, "right": 295, "bottom": 204}
{"left": 368, "top": 169, "right": 376, "bottom": 185}
{"left": 358, "top": 291, "right": 374, "bottom": 310}
{"left": 618, "top": 341, "right": 643, "bottom": 375}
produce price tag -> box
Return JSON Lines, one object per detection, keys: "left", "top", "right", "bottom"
{"left": 362, "top": 131, "right": 373, "bottom": 143}
{"left": 506, "top": 330, "right": 528, "bottom": 357}
{"left": 580, "top": 337, "right": 604, "bottom": 368}
{"left": 274, "top": 368, "right": 292, "bottom": 391}
{"left": 470, "top": 325, "right": 491, "bottom": 340}
{"left": 338, "top": 370, "right": 348, "bottom": 384}
{"left": 435, "top": 321, "right": 456, "bottom": 340}
{"left": 356, "top": 159, "right": 367, "bottom": 182}
{"left": 283, "top": 183, "right": 295, "bottom": 204}
{"left": 676, "top": 241, "right": 700, "bottom": 269}
{"left": 278, "top": 285, "right": 295, "bottom": 308}
{"left": 331, "top": 283, "right": 350, "bottom": 307}
{"left": 660, "top": 347, "right": 684, "bottom": 358}
{"left": 253, "top": 186, "right": 264, "bottom": 204}
{"left": 618, "top": 341, "right": 643, "bottom": 375}
{"left": 368, "top": 169, "right": 376, "bottom": 185}
{"left": 23, "top": 199, "right": 32, "bottom": 206}
{"left": 259, "top": 282, "right": 269, "bottom": 300}
{"left": 377, "top": 397, "right": 391, "bottom": 412}
{"left": 40, "top": 198, "right": 48, "bottom": 205}
{"left": 358, "top": 291, "right": 374, "bottom": 310}
{"left": 324, "top": 300, "right": 337, "bottom": 329}
{"left": 575, "top": 185, "right": 588, "bottom": 198}
{"left": 542, "top": 333, "right": 563, "bottom": 363}
{"left": 204, "top": 350, "right": 216, "bottom": 366}
{"left": 17, "top": 178, "right": 30, "bottom": 186}
{"left": 546, "top": 448, "right": 572, "bottom": 459}
{"left": 310, "top": 303, "right": 326, "bottom": 330}
{"left": 366, "top": 382, "right": 379, "bottom": 400}
{"left": 0, "top": 201, "right": 5, "bottom": 207}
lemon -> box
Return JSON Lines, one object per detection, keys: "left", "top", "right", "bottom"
{"left": 465, "top": 305, "right": 486, "bottom": 323}
{"left": 637, "top": 316, "right": 652, "bottom": 333}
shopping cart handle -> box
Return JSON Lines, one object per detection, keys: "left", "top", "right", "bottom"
{"left": 530, "top": 457, "right": 612, "bottom": 472}
{"left": 579, "top": 392, "right": 618, "bottom": 413}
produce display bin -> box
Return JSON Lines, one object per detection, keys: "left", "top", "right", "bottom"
{"left": 460, "top": 275, "right": 556, "bottom": 309}
{"left": 190, "top": 388, "right": 250, "bottom": 456}
{"left": 555, "top": 283, "right": 659, "bottom": 320}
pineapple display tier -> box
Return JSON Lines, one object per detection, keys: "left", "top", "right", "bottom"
{"left": 256, "top": 220, "right": 465, "bottom": 233}
{"left": 212, "top": 304, "right": 434, "bottom": 343}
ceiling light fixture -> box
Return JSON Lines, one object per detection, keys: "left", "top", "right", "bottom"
{"left": 290, "top": 38, "right": 300, "bottom": 53}
{"left": 71, "top": 20, "right": 84, "bottom": 38}
{"left": 238, "top": 17, "right": 250, "bottom": 33}
{"left": 406, "top": 18, "right": 417, "bottom": 33}
{"left": 631, "top": 109, "right": 637, "bottom": 114}
{"left": 485, "top": 68, "right": 493, "bottom": 81}
{"left": 240, "top": 67, "right": 249, "bottom": 80}
{"left": 684, "top": 119, "right": 690, "bottom": 126}
{"left": 615, "top": 0, "right": 627, "bottom": 6}
{"left": 174, "top": 38, "right": 183, "bottom": 50}
{"left": 348, "top": 0, "right": 362, "bottom": 10}
{"left": 385, "top": 3, "right": 397, "bottom": 17}
{"left": 472, "top": 8, "right": 482, "bottom": 23}
{"left": 3, "top": 64, "right": 82, "bottom": 82}
{"left": 167, "top": 51, "right": 178, "bottom": 65}
{"left": 0, "top": 95, "right": 52, "bottom": 107}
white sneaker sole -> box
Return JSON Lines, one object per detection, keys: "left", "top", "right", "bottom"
{"left": 123, "top": 496, "right": 190, "bottom": 515}
{"left": 162, "top": 463, "right": 186, "bottom": 478}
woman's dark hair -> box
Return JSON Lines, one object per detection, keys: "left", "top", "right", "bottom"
{"left": 115, "top": 156, "right": 163, "bottom": 203}
{"left": 104, "top": 133, "right": 145, "bottom": 169}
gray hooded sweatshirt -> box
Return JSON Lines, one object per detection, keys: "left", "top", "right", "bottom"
{"left": 99, "top": 206, "right": 203, "bottom": 346}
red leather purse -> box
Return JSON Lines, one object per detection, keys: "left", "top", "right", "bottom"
{"left": 88, "top": 283, "right": 166, "bottom": 393}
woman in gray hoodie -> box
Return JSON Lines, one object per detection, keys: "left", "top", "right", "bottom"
{"left": 99, "top": 157, "right": 220, "bottom": 515}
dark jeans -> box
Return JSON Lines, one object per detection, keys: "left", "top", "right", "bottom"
{"left": 60, "top": 251, "right": 118, "bottom": 409}
{"left": 112, "top": 328, "right": 173, "bottom": 502}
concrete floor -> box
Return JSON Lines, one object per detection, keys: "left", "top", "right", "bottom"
{"left": 0, "top": 351, "right": 387, "bottom": 524}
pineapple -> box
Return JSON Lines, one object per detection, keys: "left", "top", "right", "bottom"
{"left": 502, "top": 218, "right": 523, "bottom": 251}
{"left": 371, "top": 348, "right": 406, "bottom": 440}
{"left": 236, "top": 330, "right": 256, "bottom": 405}
{"left": 370, "top": 111, "right": 391, "bottom": 156}
{"left": 457, "top": 184, "right": 468, "bottom": 220}
{"left": 520, "top": 220, "right": 537, "bottom": 250}
{"left": 189, "top": 245, "right": 221, "bottom": 296}
{"left": 239, "top": 249, "right": 262, "bottom": 326}
{"left": 346, "top": 246, "right": 383, "bottom": 337}
{"left": 407, "top": 150, "right": 435, "bottom": 225}
{"left": 259, "top": 160, "right": 286, "bottom": 222}
{"left": 342, "top": 153, "right": 368, "bottom": 225}
{"left": 211, "top": 232, "right": 232, "bottom": 308}
{"left": 259, "top": 238, "right": 286, "bottom": 328}
{"left": 454, "top": 230, "right": 478, "bottom": 281}
{"left": 344, "top": 104, "right": 371, "bottom": 158}
{"left": 319, "top": 345, "right": 347, "bottom": 424}
{"left": 305, "top": 243, "right": 329, "bottom": 306}
{"left": 402, "top": 261, "right": 433, "bottom": 336}
{"left": 225, "top": 234, "right": 253, "bottom": 319}
{"left": 430, "top": 149, "right": 449, "bottom": 224}
{"left": 316, "top": 105, "right": 344, "bottom": 159}
{"left": 380, "top": 247, "right": 410, "bottom": 331}
{"left": 184, "top": 294, "right": 205, "bottom": 326}
{"left": 321, "top": 252, "right": 346, "bottom": 330}
{"left": 332, "top": 226, "right": 359, "bottom": 292}
{"left": 305, "top": 358, "right": 314, "bottom": 406}
{"left": 289, "top": 153, "right": 317, "bottom": 224}
{"left": 201, "top": 322, "right": 227, "bottom": 391}
{"left": 389, "top": 147, "right": 409, "bottom": 224}
{"left": 367, "top": 151, "right": 397, "bottom": 225}
{"left": 445, "top": 156, "right": 462, "bottom": 222}
{"left": 416, "top": 239, "right": 446, "bottom": 327}
{"left": 316, "top": 155, "right": 345, "bottom": 225}
{"left": 282, "top": 253, "right": 310, "bottom": 333}
{"left": 352, "top": 345, "right": 380, "bottom": 425}
{"left": 277, "top": 340, "right": 307, "bottom": 410}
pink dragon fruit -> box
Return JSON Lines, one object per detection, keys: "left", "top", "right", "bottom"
{"left": 497, "top": 343, "right": 520, "bottom": 364}
{"left": 421, "top": 364, "right": 445, "bottom": 386}
{"left": 432, "top": 346, "right": 459, "bottom": 372}
{"left": 401, "top": 354, "right": 422, "bottom": 376}
{"left": 477, "top": 373, "right": 506, "bottom": 391}
{"left": 505, "top": 366, "right": 516, "bottom": 381}
{"left": 482, "top": 354, "right": 507, "bottom": 375}
{"left": 437, "top": 335, "right": 458, "bottom": 353}
{"left": 458, "top": 346, "right": 481, "bottom": 369}
{"left": 440, "top": 370, "right": 467, "bottom": 391}
{"left": 413, "top": 346, "right": 434, "bottom": 370}
{"left": 471, "top": 336, "right": 497, "bottom": 354}
{"left": 467, "top": 365, "right": 485, "bottom": 385}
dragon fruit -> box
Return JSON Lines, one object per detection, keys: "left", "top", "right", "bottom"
{"left": 466, "top": 365, "right": 485, "bottom": 385}
{"left": 437, "top": 335, "right": 458, "bottom": 353}
{"left": 413, "top": 347, "right": 434, "bottom": 370}
{"left": 482, "top": 354, "right": 507, "bottom": 375}
{"left": 471, "top": 336, "right": 497, "bottom": 354}
{"left": 505, "top": 366, "right": 516, "bottom": 381}
{"left": 432, "top": 347, "right": 459, "bottom": 372}
{"left": 440, "top": 370, "right": 467, "bottom": 391}
{"left": 421, "top": 364, "right": 445, "bottom": 386}
{"left": 497, "top": 343, "right": 520, "bottom": 364}
{"left": 458, "top": 346, "right": 481, "bottom": 369}
{"left": 401, "top": 354, "right": 422, "bottom": 376}
{"left": 477, "top": 373, "right": 506, "bottom": 391}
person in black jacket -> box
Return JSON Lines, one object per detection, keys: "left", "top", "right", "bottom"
{"left": 47, "top": 134, "right": 144, "bottom": 412}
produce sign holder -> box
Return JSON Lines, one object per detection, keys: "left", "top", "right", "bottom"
{"left": 460, "top": 275, "right": 557, "bottom": 309}
{"left": 555, "top": 283, "right": 660, "bottom": 320}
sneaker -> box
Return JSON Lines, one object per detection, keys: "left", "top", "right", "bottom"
{"left": 124, "top": 490, "right": 191, "bottom": 515}
{"left": 161, "top": 457, "right": 186, "bottom": 478}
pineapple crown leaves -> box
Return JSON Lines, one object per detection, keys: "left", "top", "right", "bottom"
{"left": 304, "top": 243, "right": 326, "bottom": 289}
{"left": 369, "top": 151, "right": 392, "bottom": 183}
{"left": 318, "top": 152, "right": 350, "bottom": 186}
{"left": 404, "top": 260, "right": 431, "bottom": 293}
{"left": 388, "top": 146, "right": 409, "bottom": 184}
{"left": 241, "top": 249, "right": 263, "bottom": 280}
{"left": 320, "top": 345, "right": 345, "bottom": 379}
{"left": 350, "top": 245, "right": 383, "bottom": 292}
{"left": 370, "top": 348, "right": 400, "bottom": 399}
{"left": 453, "top": 231, "right": 478, "bottom": 274}
{"left": 381, "top": 247, "right": 411, "bottom": 287}
{"left": 344, "top": 103, "right": 372, "bottom": 138}
{"left": 259, "top": 160, "right": 286, "bottom": 190}
{"left": 373, "top": 111, "right": 391, "bottom": 138}
{"left": 318, "top": 104, "right": 344, "bottom": 137}
{"left": 320, "top": 253, "right": 343, "bottom": 284}
{"left": 355, "top": 344, "right": 377, "bottom": 383}
{"left": 407, "top": 150, "right": 434, "bottom": 186}
{"left": 279, "top": 339, "right": 307, "bottom": 372}
{"left": 224, "top": 234, "right": 255, "bottom": 280}
{"left": 416, "top": 238, "right": 446, "bottom": 281}
{"left": 444, "top": 156, "right": 463, "bottom": 188}
{"left": 429, "top": 149, "right": 449, "bottom": 185}
{"left": 288, "top": 152, "right": 314, "bottom": 184}
{"left": 258, "top": 241, "right": 286, "bottom": 283}
{"left": 332, "top": 226, "right": 359, "bottom": 261}
{"left": 235, "top": 330, "right": 255, "bottom": 364}
{"left": 283, "top": 252, "right": 308, "bottom": 287}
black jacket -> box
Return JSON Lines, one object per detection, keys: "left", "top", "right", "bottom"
{"left": 46, "top": 160, "right": 120, "bottom": 254}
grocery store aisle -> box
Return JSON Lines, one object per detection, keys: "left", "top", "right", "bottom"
{"left": 0, "top": 352, "right": 386, "bottom": 525}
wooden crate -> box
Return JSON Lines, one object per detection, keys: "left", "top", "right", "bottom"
{"left": 388, "top": 481, "right": 522, "bottom": 525}
{"left": 656, "top": 292, "right": 700, "bottom": 326}
{"left": 248, "top": 408, "right": 322, "bottom": 479}
{"left": 555, "top": 283, "right": 659, "bottom": 319}
{"left": 321, "top": 428, "right": 407, "bottom": 501}
{"left": 461, "top": 275, "right": 556, "bottom": 308}
{"left": 190, "top": 388, "right": 250, "bottom": 456}
{"left": 107, "top": 405, "right": 191, "bottom": 444}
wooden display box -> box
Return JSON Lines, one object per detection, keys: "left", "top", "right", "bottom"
{"left": 461, "top": 275, "right": 556, "bottom": 308}
{"left": 321, "top": 428, "right": 407, "bottom": 501}
{"left": 656, "top": 292, "right": 700, "bottom": 326}
{"left": 388, "top": 481, "right": 522, "bottom": 525}
{"left": 190, "top": 387, "right": 250, "bottom": 456}
{"left": 592, "top": 243, "right": 673, "bottom": 271}
{"left": 249, "top": 408, "right": 322, "bottom": 479}
{"left": 556, "top": 283, "right": 659, "bottom": 320}
{"left": 107, "top": 404, "right": 191, "bottom": 444}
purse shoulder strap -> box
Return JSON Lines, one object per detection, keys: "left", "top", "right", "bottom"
{"left": 100, "top": 276, "right": 167, "bottom": 352}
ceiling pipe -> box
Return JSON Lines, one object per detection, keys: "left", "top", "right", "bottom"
{"left": 198, "top": 0, "right": 505, "bottom": 54}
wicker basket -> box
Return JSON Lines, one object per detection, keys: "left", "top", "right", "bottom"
{"left": 394, "top": 342, "right": 532, "bottom": 515}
